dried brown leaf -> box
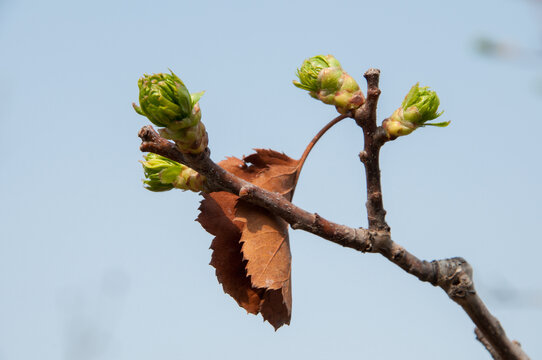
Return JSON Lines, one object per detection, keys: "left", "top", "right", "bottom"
{"left": 244, "top": 149, "right": 299, "bottom": 200}
{"left": 197, "top": 192, "right": 262, "bottom": 314}
{"left": 235, "top": 202, "right": 290, "bottom": 291}
{"left": 235, "top": 202, "right": 292, "bottom": 329}
{"left": 197, "top": 149, "right": 300, "bottom": 330}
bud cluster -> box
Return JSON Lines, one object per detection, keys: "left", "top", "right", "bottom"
{"left": 383, "top": 83, "right": 449, "bottom": 138}
{"left": 134, "top": 71, "right": 208, "bottom": 154}
{"left": 293, "top": 55, "right": 365, "bottom": 114}
{"left": 140, "top": 153, "right": 206, "bottom": 192}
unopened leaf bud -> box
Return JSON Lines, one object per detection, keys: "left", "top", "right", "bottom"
{"left": 293, "top": 55, "right": 365, "bottom": 114}
{"left": 134, "top": 71, "right": 208, "bottom": 154}
{"left": 133, "top": 71, "right": 198, "bottom": 128}
{"left": 140, "top": 153, "right": 206, "bottom": 192}
{"left": 383, "top": 83, "right": 449, "bottom": 138}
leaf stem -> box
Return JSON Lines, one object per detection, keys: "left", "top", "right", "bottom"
{"left": 294, "top": 114, "right": 348, "bottom": 187}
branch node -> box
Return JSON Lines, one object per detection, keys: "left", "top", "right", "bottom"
{"left": 371, "top": 230, "right": 391, "bottom": 250}
{"left": 355, "top": 228, "right": 373, "bottom": 252}
{"left": 290, "top": 222, "right": 302, "bottom": 230}
{"left": 391, "top": 246, "right": 405, "bottom": 261}
{"left": 368, "top": 191, "right": 382, "bottom": 202}
{"left": 435, "top": 257, "right": 476, "bottom": 299}
{"left": 374, "top": 126, "right": 390, "bottom": 147}
{"left": 367, "top": 88, "right": 381, "bottom": 98}
{"left": 239, "top": 185, "right": 254, "bottom": 198}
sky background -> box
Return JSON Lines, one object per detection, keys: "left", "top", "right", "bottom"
{"left": 1, "top": 0, "right": 541, "bottom": 359}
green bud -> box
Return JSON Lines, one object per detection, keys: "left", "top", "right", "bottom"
{"left": 134, "top": 71, "right": 208, "bottom": 155}
{"left": 401, "top": 83, "right": 443, "bottom": 123}
{"left": 383, "top": 83, "right": 449, "bottom": 139}
{"left": 293, "top": 55, "right": 334, "bottom": 92}
{"left": 318, "top": 67, "right": 343, "bottom": 95}
{"left": 133, "top": 71, "right": 204, "bottom": 130}
{"left": 140, "top": 153, "right": 206, "bottom": 192}
{"left": 293, "top": 55, "right": 365, "bottom": 114}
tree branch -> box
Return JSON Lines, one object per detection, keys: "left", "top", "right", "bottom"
{"left": 138, "top": 71, "right": 529, "bottom": 359}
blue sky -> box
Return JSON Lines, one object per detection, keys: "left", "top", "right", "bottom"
{"left": 0, "top": 0, "right": 541, "bottom": 359}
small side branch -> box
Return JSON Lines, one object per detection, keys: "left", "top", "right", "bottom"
{"left": 354, "top": 69, "right": 389, "bottom": 231}
{"left": 349, "top": 68, "right": 529, "bottom": 359}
